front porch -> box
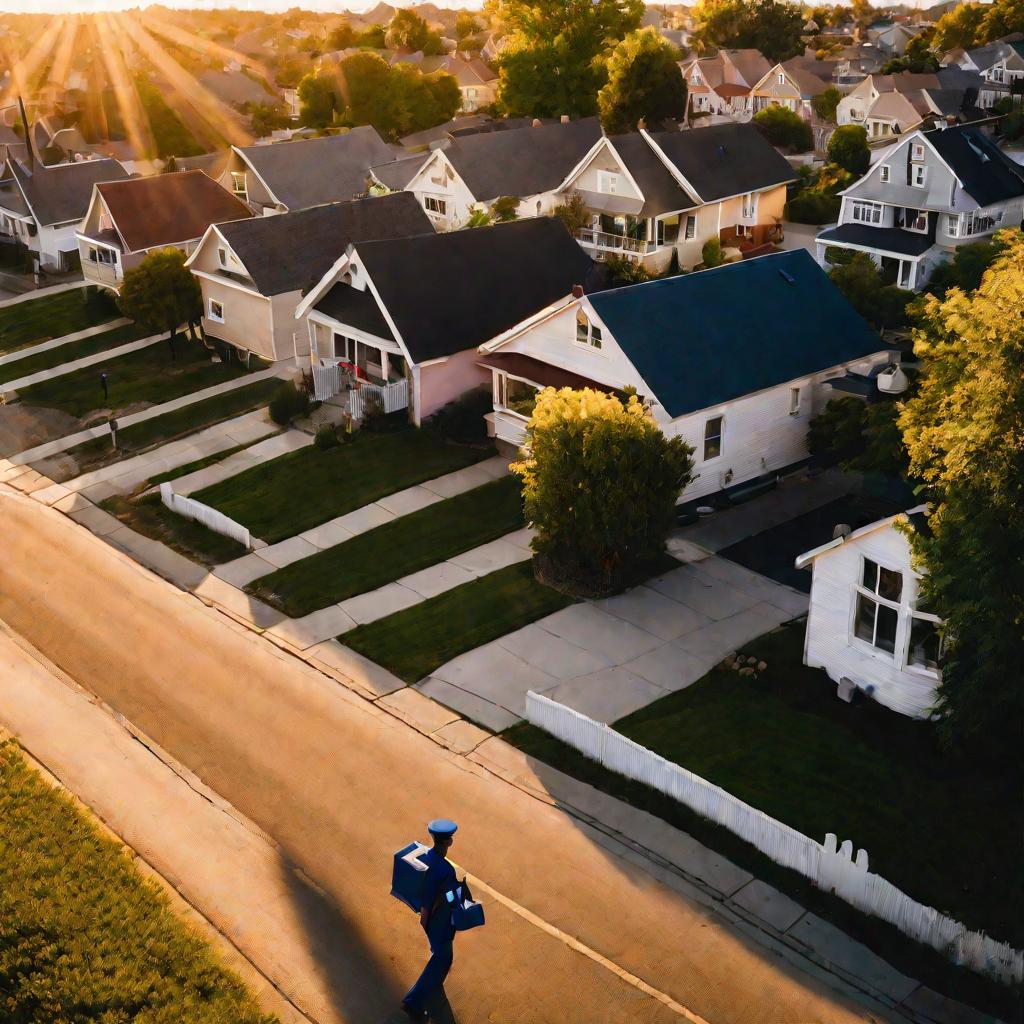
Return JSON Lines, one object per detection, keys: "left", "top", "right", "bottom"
{"left": 573, "top": 204, "right": 681, "bottom": 268}
{"left": 815, "top": 223, "right": 937, "bottom": 290}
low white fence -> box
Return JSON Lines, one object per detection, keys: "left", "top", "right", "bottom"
{"left": 160, "top": 482, "right": 251, "bottom": 550}
{"left": 351, "top": 378, "right": 409, "bottom": 420}
{"left": 525, "top": 691, "right": 1023, "bottom": 985}
{"left": 312, "top": 364, "right": 342, "bottom": 401}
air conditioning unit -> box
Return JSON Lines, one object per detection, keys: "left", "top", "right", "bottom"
{"left": 876, "top": 363, "right": 908, "bottom": 395}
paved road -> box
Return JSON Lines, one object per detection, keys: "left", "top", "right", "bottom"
{"left": 0, "top": 486, "right": 885, "bottom": 1024}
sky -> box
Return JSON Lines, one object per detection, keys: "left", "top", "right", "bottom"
{"left": 0, "top": 0, "right": 483, "bottom": 11}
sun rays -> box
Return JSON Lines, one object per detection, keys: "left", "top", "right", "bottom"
{"left": 1, "top": 10, "right": 254, "bottom": 156}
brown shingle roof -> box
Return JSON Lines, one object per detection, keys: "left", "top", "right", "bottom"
{"left": 97, "top": 170, "right": 253, "bottom": 253}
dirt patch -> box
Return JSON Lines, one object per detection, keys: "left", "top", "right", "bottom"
{"left": 0, "top": 404, "right": 80, "bottom": 459}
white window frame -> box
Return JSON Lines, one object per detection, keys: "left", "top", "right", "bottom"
{"left": 703, "top": 415, "right": 724, "bottom": 461}
{"left": 905, "top": 209, "right": 928, "bottom": 233}
{"left": 230, "top": 171, "right": 247, "bottom": 200}
{"left": 851, "top": 200, "right": 883, "bottom": 225}
{"left": 911, "top": 142, "right": 925, "bottom": 161}
{"left": 741, "top": 192, "right": 757, "bottom": 220}
{"left": 879, "top": 164, "right": 890, "bottom": 183}
{"left": 911, "top": 164, "right": 927, "bottom": 188}
{"left": 789, "top": 387, "right": 801, "bottom": 416}
{"left": 424, "top": 196, "right": 447, "bottom": 216}
{"left": 905, "top": 611, "right": 944, "bottom": 676}
{"left": 852, "top": 556, "right": 903, "bottom": 659}
{"left": 597, "top": 170, "right": 619, "bottom": 195}
{"left": 684, "top": 215, "right": 696, "bottom": 240}
{"left": 217, "top": 246, "right": 227, "bottom": 267}
{"left": 946, "top": 213, "right": 960, "bottom": 238}
{"left": 777, "top": 72, "right": 785, "bottom": 84}
{"left": 208, "top": 298, "right": 225, "bottom": 324}
{"left": 575, "top": 309, "right": 602, "bottom": 350}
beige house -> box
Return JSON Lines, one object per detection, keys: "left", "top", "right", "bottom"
{"left": 186, "top": 192, "right": 432, "bottom": 363}
{"left": 751, "top": 57, "right": 838, "bottom": 122}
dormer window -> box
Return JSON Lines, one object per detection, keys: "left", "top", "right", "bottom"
{"left": 575, "top": 309, "right": 602, "bottom": 349}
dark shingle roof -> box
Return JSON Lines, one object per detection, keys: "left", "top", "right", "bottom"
{"left": 609, "top": 133, "right": 696, "bottom": 216}
{"left": 646, "top": 124, "right": 797, "bottom": 204}
{"left": 442, "top": 118, "right": 602, "bottom": 201}
{"left": 235, "top": 126, "right": 395, "bottom": 210}
{"left": 588, "top": 250, "right": 884, "bottom": 418}
{"left": 215, "top": 192, "right": 432, "bottom": 296}
{"left": 924, "top": 125, "right": 1024, "bottom": 207}
{"left": 7, "top": 157, "right": 128, "bottom": 226}
{"left": 353, "top": 218, "right": 595, "bottom": 363}
{"left": 97, "top": 170, "right": 253, "bottom": 253}
{"left": 315, "top": 283, "right": 395, "bottom": 341}
{"left": 370, "top": 154, "right": 428, "bottom": 191}
{"left": 817, "top": 223, "right": 935, "bottom": 256}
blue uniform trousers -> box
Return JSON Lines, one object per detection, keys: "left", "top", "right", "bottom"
{"left": 404, "top": 914, "right": 455, "bottom": 1011}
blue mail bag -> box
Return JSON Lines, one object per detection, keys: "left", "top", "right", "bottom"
{"left": 391, "top": 841, "right": 431, "bottom": 913}
{"left": 445, "top": 885, "right": 485, "bottom": 932}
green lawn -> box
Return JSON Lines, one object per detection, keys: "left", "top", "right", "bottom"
{"left": 1, "top": 321, "right": 153, "bottom": 382}
{"left": 249, "top": 475, "right": 525, "bottom": 616}
{"left": 102, "top": 493, "right": 250, "bottom": 566}
{"left": 0, "top": 739, "right": 274, "bottom": 1024}
{"left": 0, "top": 287, "right": 119, "bottom": 354}
{"left": 514, "top": 621, "right": 1021, "bottom": 947}
{"left": 343, "top": 560, "right": 573, "bottom": 683}
{"left": 18, "top": 338, "right": 250, "bottom": 418}
{"left": 194, "top": 431, "right": 495, "bottom": 545}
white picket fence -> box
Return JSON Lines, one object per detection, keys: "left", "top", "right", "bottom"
{"left": 350, "top": 378, "right": 409, "bottom": 419}
{"left": 160, "top": 483, "right": 251, "bottom": 550}
{"left": 525, "top": 691, "right": 1023, "bottom": 985}
{"left": 312, "top": 364, "right": 343, "bottom": 401}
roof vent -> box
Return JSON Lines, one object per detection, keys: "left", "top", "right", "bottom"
{"left": 778, "top": 268, "right": 796, "bottom": 284}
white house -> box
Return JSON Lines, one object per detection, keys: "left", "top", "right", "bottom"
{"left": 816, "top": 124, "right": 1024, "bottom": 290}
{"left": 795, "top": 506, "right": 943, "bottom": 718}
{"left": 478, "top": 249, "right": 895, "bottom": 503}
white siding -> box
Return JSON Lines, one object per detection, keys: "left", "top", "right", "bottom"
{"left": 804, "top": 524, "right": 941, "bottom": 718}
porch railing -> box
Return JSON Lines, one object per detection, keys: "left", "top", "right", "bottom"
{"left": 577, "top": 228, "right": 650, "bottom": 255}
{"left": 351, "top": 378, "right": 409, "bottom": 419}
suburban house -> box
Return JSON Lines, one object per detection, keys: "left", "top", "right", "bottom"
{"left": 427, "top": 55, "right": 498, "bottom": 112}
{"left": 865, "top": 19, "right": 917, "bottom": 58}
{"left": 679, "top": 48, "right": 772, "bottom": 119}
{"left": 750, "top": 57, "right": 838, "bottom": 121}
{"left": 976, "top": 38, "right": 1024, "bottom": 107}
{"left": 186, "top": 191, "right": 432, "bottom": 363}
{"left": 0, "top": 156, "right": 128, "bottom": 271}
{"left": 837, "top": 70, "right": 984, "bottom": 141}
{"left": 380, "top": 118, "right": 603, "bottom": 228}
{"left": 294, "top": 217, "right": 596, "bottom": 423}
{"left": 478, "top": 248, "right": 894, "bottom": 502}
{"left": 556, "top": 123, "right": 795, "bottom": 271}
{"left": 816, "top": 124, "right": 1024, "bottom": 289}
{"left": 218, "top": 126, "right": 398, "bottom": 214}
{"left": 76, "top": 170, "right": 253, "bottom": 292}
{"left": 795, "top": 506, "right": 942, "bottom": 718}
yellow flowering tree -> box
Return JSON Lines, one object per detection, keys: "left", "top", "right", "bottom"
{"left": 898, "top": 232, "right": 1024, "bottom": 764}
{"left": 513, "top": 387, "right": 694, "bottom": 597}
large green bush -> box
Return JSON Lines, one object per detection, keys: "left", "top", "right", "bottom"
{"left": 827, "top": 124, "right": 870, "bottom": 176}
{"left": 268, "top": 380, "right": 311, "bottom": 425}
{"left": 785, "top": 191, "right": 841, "bottom": 224}
{"left": 753, "top": 105, "right": 813, "bottom": 152}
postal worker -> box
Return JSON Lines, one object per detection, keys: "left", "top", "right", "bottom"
{"left": 402, "top": 818, "right": 460, "bottom": 1021}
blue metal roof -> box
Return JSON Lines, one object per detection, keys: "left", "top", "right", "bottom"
{"left": 587, "top": 250, "right": 885, "bottom": 419}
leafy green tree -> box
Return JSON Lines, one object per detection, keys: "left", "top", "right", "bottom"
{"left": 980, "top": 0, "right": 1024, "bottom": 43}
{"left": 827, "top": 123, "right": 869, "bottom": 175}
{"left": 327, "top": 21, "right": 359, "bottom": 50}
{"left": 898, "top": 236, "right": 1024, "bottom": 769}
{"left": 701, "top": 237, "right": 724, "bottom": 268}
{"left": 466, "top": 207, "right": 493, "bottom": 227}
{"left": 597, "top": 28, "right": 687, "bottom": 133}
{"left": 493, "top": 0, "right": 644, "bottom": 118}
{"left": 456, "top": 12, "right": 482, "bottom": 38}
{"left": 358, "top": 24, "right": 387, "bottom": 48}
{"left": 118, "top": 248, "right": 202, "bottom": 358}
{"left": 513, "top": 388, "right": 694, "bottom": 596}
{"left": 809, "top": 397, "right": 909, "bottom": 475}
{"left": 553, "top": 192, "right": 591, "bottom": 235}
{"left": 385, "top": 9, "right": 446, "bottom": 54}
{"left": 932, "top": 1, "right": 985, "bottom": 50}
{"left": 693, "top": 0, "right": 804, "bottom": 62}
{"left": 828, "top": 252, "right": 914, "bottom": 329}
{"left": 603, "top": 254, "right": 653, "bottom": 284}
{"left": 926, "top": 232, "right": 1018, "bottom": 296}
{"left": 811, "top": 85, "right": 841, "bottom": 123}
{"left": 297, "top": 71, "right": 340, "bottom": 129}
{"left": 246, "top": 102, "right": 291, "bottom": 138}
{"left": 881, "top": 31, "right": 939, "bottom": 74}
{"left": 491, "top": 195, "right": 520, "bottom": 221}
{"left": 753, "top": 104, "right": 812, "bottom": 151}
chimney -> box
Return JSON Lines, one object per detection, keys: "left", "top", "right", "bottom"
{"left": 571, "top": 284, "right": 584, "bottom": 298}
{"left": 560, "top": 114, "right": 570, "bottom": 124}
{"left": 531, "top": 118, "right": 542, "bottom": 127}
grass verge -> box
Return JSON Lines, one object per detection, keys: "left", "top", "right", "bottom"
{"left": 0, "top": 287, "right": 118, "bottom": 354}
{"left": 18, "top": 338, "right": 249, "bottom": 418}
{"left": 249, "top": 475, "right": 524, "bottom": 616}
{"left": 102, "top": 493, "right": 249, "bottom": 566}
{"left": 342, "top": 560, "right": 573, "bottom": 683}
{"left": 194, "top": 430, "right": 495, "bottom": 544}
{"left": 1, "top": 321, "right": 152, "bottom": 382}
{"left": 0, "top": 739, "right": 274, "bottom": 1023}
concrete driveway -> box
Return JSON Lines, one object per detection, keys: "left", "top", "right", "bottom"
{"left": 417, "top": 548, "right": 809, "bottom": 731}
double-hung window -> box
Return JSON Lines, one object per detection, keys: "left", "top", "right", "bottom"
{"left": 879, "top": 164, "right": 890, "bottom": 183}
{"left": 911, "top": 164, "right": 927, "bottom": 188}
{"left": 598, "top": 170, "right": 619, "bottom": 194}
{"left": 853, "top": 557, "right": 902, "bottom": 656}
{"left": 703, "top": 416, "right": 723, "bottom": 461}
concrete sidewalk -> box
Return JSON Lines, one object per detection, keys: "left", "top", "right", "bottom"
{"left": 215, "top": 453, "right": 511, "bottom": 587}
{"left": 0, "top": 317, "right": 130, "bottom": 368}
{"left": 1, "top": 332, "right": 162, "bottom": 391}
{"left": 9, "top": 366, "right": 282, "bottom": 465}
{"left": 418, "top": 549, "right": 808, "bottom": 732}
{"left": 0, "top": 278, "right": 83, "bottom": 309}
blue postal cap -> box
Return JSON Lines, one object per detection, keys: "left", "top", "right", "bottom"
{"left": 428, "top": 818, "right": 458, "bottom": 836}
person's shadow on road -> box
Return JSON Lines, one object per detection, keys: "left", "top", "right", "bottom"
{"left": 380, "top": 988, "right": 457, "bottom": 1024}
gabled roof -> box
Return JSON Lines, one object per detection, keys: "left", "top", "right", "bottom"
{"left": 212, "top": 191, "right": 432, "bottom": 296}
{"left": 7, "top": 157, "right": 128, "bottom": 226}
{"left": 95, "top": 170, "right": 253, "bottom": 253}
{"left": 781, "top": 56, "right": 839, "bottom": 96}
{"left": 646, "top": 123, "right": 797, "bottom": 203}
{"left": 722, "top": 48, "right": 772, "bottom": 87}
{"left": 315, "top": 283, "right": 396, "bottom": 341}
{"left": 439, "top": 118, "right": 602, "bottom": 201}
{"left": 587, "top": 250, "right": 884, "bottom": 419}
{"left": 608, "top": 133, "right": 696, "bottom": 216}
{"left": 370, "top": 153, "right": 429, "bottom": 191}
{"left": 795, "top": 505, "right": 928, "bottom": 569}
{"left": 352, "top": 218, "right": 596, "bottom": 363}
{"left": 924, "top": 125, "right": 1024, "bottom": 206}
{"left": 233, "top": 126, "right": 395, "bottom": 210}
